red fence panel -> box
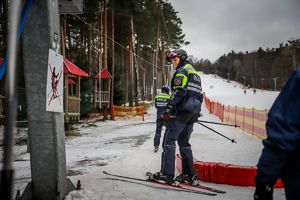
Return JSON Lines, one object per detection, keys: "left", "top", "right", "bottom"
{"left": 204, "top": 95, "right": 268, "bottom": 139}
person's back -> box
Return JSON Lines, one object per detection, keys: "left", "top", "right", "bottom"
{"left": 254, "top": 67, "right": 300, "bottom": 200}
{"left": 154, "top": 88, "right": 170, "bottom": 119}
{"left": 153, "top": 86, "right": 170, "bottom": 152}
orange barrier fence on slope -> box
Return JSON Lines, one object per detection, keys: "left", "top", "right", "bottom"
{"left": 204, "top": 96, "right": 268, "bottom": 139}
{"left": 204, "top": 96, "right": 224, "bottom": 121}
{"left": 111, "top": 105, "right": 144, "bottom": 121}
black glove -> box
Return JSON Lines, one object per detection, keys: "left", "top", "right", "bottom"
{"left": 254, "top": 180, "right": 273, "bottom": 200}
{"left": 192, "top": 113, "right": 201, "bottom": 123}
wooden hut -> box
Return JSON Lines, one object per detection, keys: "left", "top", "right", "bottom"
{"left": 63, "top": 57, "right": 88, "bottom": 122}
{"left": 94, "top": 68, "right": 112, "bottom": 110}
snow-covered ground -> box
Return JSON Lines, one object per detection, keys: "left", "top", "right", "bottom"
{"left": 3, "top": 72, "right": 286, "bottom": 200}
{"left": 201, "top": 73, "right": 280, "bottom": 110}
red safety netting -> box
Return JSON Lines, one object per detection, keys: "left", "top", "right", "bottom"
{"left": 204, "top": 95, "right": 268, "bottom": 139}
{"left": 111, "top": 105, "right": 144, "bottom": 121}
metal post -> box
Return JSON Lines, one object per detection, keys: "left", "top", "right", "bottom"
{"left": 0, "top": 1, "right": 22, "bottom": 199}
{"left": 273, "top": 77, "right": 277, "bottom": 91}
{"left": 22, "top": 1, "right": 73, "bottom": 199}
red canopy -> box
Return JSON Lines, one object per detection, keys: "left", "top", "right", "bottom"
{"left": 94, "top": 68, "right": 112, "bottom": 79}
{"left": 67, "top": 79, "right": 75, "bottom": 85}
{"left": 64, "top": 58, "right": 89, "bottom": 77}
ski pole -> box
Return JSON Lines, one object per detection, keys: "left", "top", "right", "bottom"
{"left": 197, "top": 120, "right": 240, "bottom": 127}
{"left": 196, "top": 121, "right": 237, "bottom": 143}
{"left": 0, "top": 1, "right": 22, "bottom": 199}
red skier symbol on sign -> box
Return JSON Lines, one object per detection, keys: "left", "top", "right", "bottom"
{"left": 48, "top": 63, "right": 63, "bottom": 106}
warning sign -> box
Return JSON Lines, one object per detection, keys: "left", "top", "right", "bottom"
{"left": 46, "top": 49, "right": 64, "bottom": 112}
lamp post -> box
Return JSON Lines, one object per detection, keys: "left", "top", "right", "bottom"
{"left": 273, "top": 77, "right": 277, "bottom": 91}
{"left": 243, "top": 76, "right": 246, "bottom": 86}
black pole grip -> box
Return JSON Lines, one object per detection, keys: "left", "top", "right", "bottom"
{"left": 0, "top": 169, "right": 14, "bottom": 200}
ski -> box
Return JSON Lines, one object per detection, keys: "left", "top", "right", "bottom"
{"left": 179, "top": 181, "right": 226, "bottom": 194}
{"left": 103, "top": 171, "right": 216, "bottom": 196}
{"left": 146, "top": 172, "right": 225, "bottom": 194}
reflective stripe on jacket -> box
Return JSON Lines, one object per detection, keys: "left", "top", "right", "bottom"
{"left": 169, "top": 63, "right": 203, "bottom": 114}
{"left": 155, "top": 93, "right": 170, "bottom": 109}
{"left": 155, "top": 92, "right": 170, "bottom": 119}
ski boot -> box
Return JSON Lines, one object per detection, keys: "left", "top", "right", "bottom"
{"left": 175, "top": 174, "right": 194, "bottom": 184}
{"left": 154, "top": 146, "right": 159, "bottom": 152}
{"left": 152, "top": 172, "right": 174, "bottom": 184}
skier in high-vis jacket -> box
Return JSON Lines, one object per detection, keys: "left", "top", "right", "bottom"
{"left": 154, "top": 85, "right": 171, "bottom": 152}
{"left": 254, "top": 66, "right": 300, "bottom": 200}
{"left": 153, "top": 49, "right": 203, "bottom": 183}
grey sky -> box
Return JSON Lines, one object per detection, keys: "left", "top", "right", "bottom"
{"left": 169, "top": 0, "right": 300, "bottom": 62}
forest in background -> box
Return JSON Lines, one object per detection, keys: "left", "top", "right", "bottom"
{"left": 190, "top": 40, "right": 300, "bottom": 90}
{"left": 1, "top": 0, "right": 188, "bottom": 106}
{"left": 0, "top": 0, "right": 300, "bottom": 106}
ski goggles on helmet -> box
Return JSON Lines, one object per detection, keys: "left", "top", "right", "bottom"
{"left": 167, "top": 52, "right": 179, "bottom": 62}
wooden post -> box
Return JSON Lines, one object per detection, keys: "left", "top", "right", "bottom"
{"left": 252, "top": 108, "right": 255, "bottom": 135}
{"left": 235, "top": 106, "right": 237, "bottom": 125}
{"left": 110, "top": 2, "right": 115, "bottom": 119}
{"left": 65, "top": 73, "right": 69, "bottom": 119}
{"left": 77, "top": 76, "right": 81, "bottom": 117}
{"left": 228, "top": 105, "right": 230, "bottom": 124}
{"left": 243, "top": 107, "right": 245, "bottom": 132}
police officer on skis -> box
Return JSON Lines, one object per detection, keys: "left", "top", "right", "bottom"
{"left": 154, "top": 85, "right": 171, "bottom": 152}
{"left": 153, "top": 49, "right": 203, "bottom": 183}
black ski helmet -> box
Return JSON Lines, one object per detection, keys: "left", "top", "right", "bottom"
{"left": 161, "top": 85, "right": 170, "bottom": 94}
{"left": 167, "top": 49, "right": 188, "bottom": 62}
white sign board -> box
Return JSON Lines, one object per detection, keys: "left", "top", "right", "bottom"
{"left": 46, "top": 49, "right": 64, "bottom": 112}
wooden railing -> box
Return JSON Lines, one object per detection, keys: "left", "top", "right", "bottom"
{"left": 94, "top": 91, "right": 110, "bottom": 103}
{"left": 67, "top": 96, "right": 80, "bottom": 115}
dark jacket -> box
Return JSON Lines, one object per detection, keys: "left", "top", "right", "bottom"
{"left": 169, "top": 61, "right": 203, "bottom": 114}
{"left": 256, "top": 67, "right": 300, "bottom": 200}
{"left": 155, "top": 92, "right": 170, "bottom": 119}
